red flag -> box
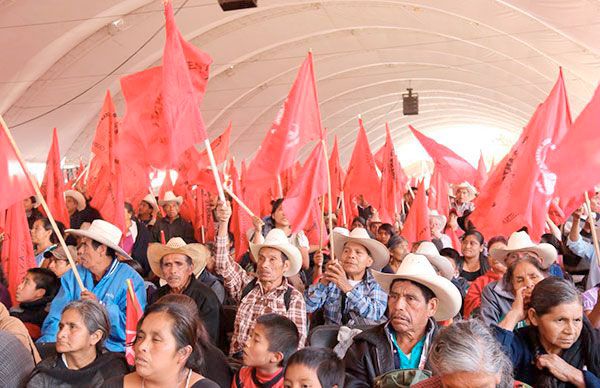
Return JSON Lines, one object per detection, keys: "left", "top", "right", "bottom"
{"left": 88, "top": 91, "right": 126, "bottom": 233}
{"left": 328, "top": 136, "right": 345, "bottom": 204}
{"left": 119, "top": 2, "right": 212, "bottom": 169}
{"left": 475, "top": 151, "right": 488, "bottom": 191}
{"left": 197, "top": 122, "right": 231, "bottom": 167}
{"left": 410, "top": 126, "right": 477, "bottom": 184}
{"left": 283, "top": 142, "right": 328, "bottom": 233}
{"left": 379, "top": 124, "right": 403, "bottom": 224}
{"left": 40, "top": 128, "right": 70, "bottom": 227}
{"left": 343, "top": 118, "right": 380, "bottom": 223}
{"left": 0, "top": 127, "right": 34, "bottom": 211}
{"left": 0, "top": 202, "right": 35, "bottom": 305}
{"left": 470, "top": 70, "right": 571, "bottom": 240}
{"left": 374, "top": 144, "right": 385, "bottom": 172}
{"left": 401, "top": 180, "right": 431, "bottom": 244}
{"left": 229, "top": 161, "right": 252, "bottom": 261}
{"left": 125, "top": 278, "right": 143, "bottom": 366}
{"left": 548, "top": 82, "right": 600, "bottom": 204}
{"left": 247, "top": 52, "right": 324, "bottom": 187}
{"left": 428, "top": 168, "right": 450, "bottom": 217}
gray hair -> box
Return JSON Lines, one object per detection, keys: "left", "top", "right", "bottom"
{"left": 62, "top": 300, "right": 110, "bottom": 352}
{"left": 428, "top": 319, "right": 514, "bottom": 388}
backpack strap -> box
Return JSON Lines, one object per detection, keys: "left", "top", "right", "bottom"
{"left": 241, "top": 277, "right": 294, "bottom": 311}
{"left": 240, "top": 278, "right": 259, "bottom": 302}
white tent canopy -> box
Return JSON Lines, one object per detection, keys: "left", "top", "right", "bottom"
{"left": 2, "top": 0, "right": 599, "bottom": 173}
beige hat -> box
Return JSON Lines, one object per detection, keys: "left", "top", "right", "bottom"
{"left": 141, "top": 194, "right": 159, "bottom": 213}
{"left": 64, "top": 190, "right": 86, "bottom": 211}
{"left": 489, "top": 231, "right": 557, "bottom": 268}
{"left": 249, "top": 229, "right": 302, "bottom": 277}
{"left": 454, "top": 182, "right": 477, "bottom": 197}
{"left": 372, "top": 253, "right": 462, "bottom": 321}
{"left": 66, "top": 219, "right": 131, "bottom": 260}
{"left": 333, "top": 227, "right": 389, "bottom": 271}
{"left": 147, "top": 237, "right": 210, "bottom": 279}
{"left": 158, "top": 191, "right": 183, "bottom": 206}
{"left": 415, "top": 241, "right": 454, "bottom": 280}
{"left": 429, "top": 210, "right": 447, "bottom": 227}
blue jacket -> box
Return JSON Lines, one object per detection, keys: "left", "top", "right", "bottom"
{"left": 38, "top": 259, "right": 147, "bottom": 352}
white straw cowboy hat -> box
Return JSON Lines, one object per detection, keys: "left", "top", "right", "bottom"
{"left": 64, "top": 190, "right": 86, "bottom": 211}
{"left": 158, "top": 191, "right": 183, "bottom": 206}
{"left": 372, "top": 253, "right": 462, "bottom": 321}
{"left": 249, "top": 229, "right": 302, "bottom": 277}
{"left": 66, "top": 219, "right": 131, "bottom": 260}
{"left": 429, "top": 210, "right": 447, "bottom": 227}
{"left": 141, "top": 194, "right": 159, "bottom": 213}
{"left": 489, "top": 231, "right": 557, "bottom": 268}
{"left": 415, "top": 241, "right": 454, "bottom": 280}
{"left": 147, "top": 237, "right": 210, "bottom": 279}
{"left": 333, "top": 227, "right": 390, "bottom": 271}
{"left": 454, "top": 182, "right": 477, "bottom": 197}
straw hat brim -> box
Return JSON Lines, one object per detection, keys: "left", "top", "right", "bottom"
{"left": 420, "top": 253, "right": 455, "bottom": 280}
{"left": 249, "top": 241, "right": 302, "bottom": 278}
{"left": 490, "top": 243, "right": 557, "bottom": 268}
{"left": 333, "top": 234, "right": 390, "bottom": 271}
{"left": 64, "top": 190, "right": 86, "bottom": 211}
{"left": 158, "top": 197, "right": 183, "bottom": 206}
{"left": 147, "top": 243, "right": 210, "bottom": 279}
{"left": 65, "top": 228, "right": 132, "bottom": 261}
{"left": 372, "top": 270, "right": 462, "bottom": 321}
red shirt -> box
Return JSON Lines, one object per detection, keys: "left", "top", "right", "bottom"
{"left": 232, "top": 366, "right": 284, "bottom": 388}
{"left": 463, "top": 269, "right": 503, "bottom": 318}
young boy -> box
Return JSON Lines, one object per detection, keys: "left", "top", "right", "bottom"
{"left": 10, "top": 267, "right": 59, "bottom": 339}
{"left": 284, "top": 347, "right": 345, "bottom": 388}
{"left": 233, "top": 313, "right": 300, "bottom": 388}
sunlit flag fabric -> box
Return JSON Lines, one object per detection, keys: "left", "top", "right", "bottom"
{"left": 470, "top": 70, "right": 572, "bottom": 240}
{"left": 119, "top": 1, "right": 212, "bottom": 169}
{"left": 379, "top": 123, "right": 404, "bottom": 224}
{"left": 401, "top": 179, "right": 431, "bottom": 244}
{"left": 229, "top": 160, "right": 252, "bottom": 261}
{"left": 328, "top": 136, "right": 345, "bottom": 203}
{"left": 410, "top": 126, "right": 477, "bottom": 185}
{"left": 1, "top": 202, "right": 35, "bottom": 305}
{"left": 125, "top": 278, "right": 143, "bottom": 366}
{"left": 0, "top": 126, "right": 34, "bottom": 211}
{"left": 428, "top": 168, "right": 450, "bottom": 217}
{"left": 40, "top": 128, "right": 70, "bottom": 228}
{"left": 475, "top": 151, "right": 488, "bottom": 191}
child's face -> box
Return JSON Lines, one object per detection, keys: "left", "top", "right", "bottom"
{"left": 16, "top": 273, "right": 44, "bottom": 303}
{"left": 243, "top": 323, "right": 279, "bottom": 368}
{"left": 284, "top": 363, "right": 323, "bottom": 388}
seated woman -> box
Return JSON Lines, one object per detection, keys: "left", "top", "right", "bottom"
{"left": 494, "top": 277, "right": 600, "bottom": 387}
{"left": 27, "top": 300, "right": 128, "bottom": 387}
{"left": 458, "top": 230, "right": 490, "bottom": 282}
{"left": 480, "top": 255, "right": 549, "bottom": 327}
{"left": 104, "top": 300, "right": 219, "bottom": 387}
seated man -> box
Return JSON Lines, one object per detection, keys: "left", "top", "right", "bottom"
{"left": 147, "top": 237, "right": 221, "bottom": 345}
{"left": 344, "top": 254, "right": 462, "bottom": 387}
{"left": 38, "top": 220, "right": 147, "bottom": 352}
{"left": 304, "top": 228, "right": 389, "bottom": 326}
{"left": 214, "top": 201, "right": 307, "bottom": 357}
{"left": 151, "top": 191, "right": 196, "bottom": 243}
{"left": 137, "top": 194, "right": 158, "bottom": 228}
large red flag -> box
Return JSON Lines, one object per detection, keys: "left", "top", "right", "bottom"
{"left": 410, "top": 126, "right": 477, "bottom": 184}
{"left": 125, "top": 278, "right": 143, "bottom": 366}
{"left": 401, "top": 180, "right": 431, "bottom": 244}
{"left": 119, "top": 2, "right": 212, "bottom": 169}
{"left": 470, "top": 71, "right": 571, "bottom": 240}
{"left": 373, "top": 144, "right": 385, "bottom": 172}
{"left": 548, "top": 83, "right": 600, "bottom": 204}
{"left": 88, "top": 91, "right": 126, "bottom": 233}
{"left": 197, "top": 123, "right": 231, "bottom": 167}
{"left": 379, "top": 123, "right": 403, "bottom": 224}
{"left": 343, "top": 118, "right": 380, "bottom": 223}
{"left": 475, "top": 151, "right": 488, "bottom": 191}
{"left": 229, "top": 160, "right": 252, "bottom": 261}
{"left": 247, "top": 52, "right": 324, "bottom": 187}
{"left": 428, "top": 168, "right": 450, "bottom": 217}
{"left": 159, "top": 171, "right": 175, "bottom": 200}
{"left": 40, "top": 128, "right": 70, "bottom": 227}
{"left": 328, "top": 136, "right": 345, "bottom": 202}
{"left": 0, "top": 202, "right": 35, "bottom": 305}
{"left": 283, "top": 141, "right": 328, "bottom": 233}
{"left": 0, "top": 127, "right": 34, "bottom": 211}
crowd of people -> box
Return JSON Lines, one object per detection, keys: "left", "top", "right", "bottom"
{"left": 1, "top": 184, "right": 600, "bottom": 388}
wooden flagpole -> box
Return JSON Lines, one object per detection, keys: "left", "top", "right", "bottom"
{"left": 276, "top": 174, "right": 284, "bottom": 199}
{"left": 223, "top": 186, "right": 259, "bottom": 219}
{"left": 584, "top": 192, "right": 600, "bottom": 269}
{"left": 204, "top": 139, "right": 226, "bottom": 202}
{"left": 340, "top": 191, "right": 347, "bottom": 228}
{"left": 0, "top": 115, "right": 85, "bottom": 291}
{"left": 319, "top": 196, "right": 325, "bottom": 250}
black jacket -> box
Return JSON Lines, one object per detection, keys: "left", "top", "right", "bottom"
{"left": 26, "top": 351, "right": 128, "bottom": 388}
{"left": 130, "top": 219, "right": 151, "bottom": 277}
{"left": 10, "top": 296, "right": 52, "bottom": 326}
{"left": 343, "top": 321, "right": 439, "bottom": 387}
{"left": 149, "top": 277, "right": 221, "bottom": 345}
{"left": 151, "top": 216, "right": 196, "bottom": 243}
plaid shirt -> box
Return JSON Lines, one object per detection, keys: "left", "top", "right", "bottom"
{"left": 214, "top": 236, "right": 307, "bottom": 355}
{"left": 304, "top": 270, "right": 387, "bottom": 326}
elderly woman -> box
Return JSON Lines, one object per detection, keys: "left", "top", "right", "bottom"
{"left": 412, "top": 319, "right": 514, "bottom": 388}
{"left": 480, "top": 255, "right": 550, "bottom": 327}
{"left": 495, "top": 277, "right": 600, "bottom": 387}
{"left": 27, "top": 300, "right": 127, "bottom": 387}
{"left": 104, "top": 300, "right": 219, "bottom": 388}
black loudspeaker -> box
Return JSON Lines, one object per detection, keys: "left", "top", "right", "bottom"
{"left": 403, "top": 88, "right": 419, "bottom": 115}
{"left": 218, "top": 0, "right": 257, "bottom": 11}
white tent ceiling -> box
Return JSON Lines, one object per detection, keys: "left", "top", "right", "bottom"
{"left": 2, "top": 0, "right": 600, "bottom": 173}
